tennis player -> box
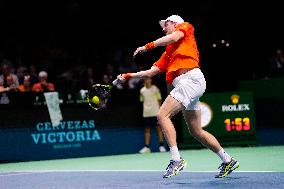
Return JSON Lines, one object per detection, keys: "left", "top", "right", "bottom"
{"left": 117, "top": 15, "right": 239, "bottom": 178}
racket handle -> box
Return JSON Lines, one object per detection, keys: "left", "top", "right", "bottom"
{"left": 112, "top": 79, "right": 118, "bottom": 86}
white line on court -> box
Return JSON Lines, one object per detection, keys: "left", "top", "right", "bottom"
{"left": 0, "top": 170, "right": 281, "bottom": 177}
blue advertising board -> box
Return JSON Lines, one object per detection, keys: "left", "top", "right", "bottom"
{"left": 0, "top": 119, "right": 163, "bottom": 162}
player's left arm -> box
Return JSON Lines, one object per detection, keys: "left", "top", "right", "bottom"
{"left": 153, "top": 30, "right": 184, "bottom": 47}
{"left": 133, "top": 31, "right": 184, "bottom": 57}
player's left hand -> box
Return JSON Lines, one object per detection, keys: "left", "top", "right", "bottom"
{"left": 133, "top": 46, "right": 147, "bottom": 57}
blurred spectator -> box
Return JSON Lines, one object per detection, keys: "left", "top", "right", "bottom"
{"left": 15, "top": 57, "right": 28, "bottom": 83}
{"left": 128, "top": 65, "right": 144, "bottom": 89}
{"left": 268, "top": 48, "right": 284, "bottom": 78}
{"left": 86, "top": 67, "right": 95, "bottom": 86}
{"left": 0, "top": 85, "right": 6, "bottom": 92}
{"left": 70, "top": 64, "right": 87, "bottom": 92}
{"left": 0, "top": 74, "right": 18, "bottom": 92}
{"left": 32, "top": 71, "right": 55, "bottom": 92}
{"left": 0, "top": 63, "right": 19, "bottom": 89}
{"left": 28, "top": 64, "right": 39, "bottom": 85}
{"left": 79, "top": 66, "right": 95, "bottom": 90}
{"left": 6, "top": 74, "right": 18, "bottom": 92}
{"left": 18, "top": 75, "right": 33, "bottom": 92}
{"left": 139, "top": 77, "right": 166, "bottom": 153}
{"left": 102, "top": 74, "right": 111, "bottom": 85}
{"left": 103, "top": 63, "right": 115, "bottom": 83}
{"left": 0, "top": 53, "right": 15, "bottom": 74}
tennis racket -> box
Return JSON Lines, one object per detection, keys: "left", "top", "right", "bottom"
{"left": 87, "top": 79, "right": 119, "bottom": 110}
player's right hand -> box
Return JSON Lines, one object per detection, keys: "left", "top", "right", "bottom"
{"left": 117, "top": 73, "right": 132, "bottom": 83}
{"left": 116, "top": 74, "right": 126, "bottom": 83}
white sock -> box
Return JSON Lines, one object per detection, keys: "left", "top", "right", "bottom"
{"left": 170, "top": 146, "right": 181, "bottom": 161}
{"left": 217, "top": 148, "right": 232, "bottom": 163}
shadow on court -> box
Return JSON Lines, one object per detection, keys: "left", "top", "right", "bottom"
{"left": 1, "top": 171, "right": 284, "bottom": 189}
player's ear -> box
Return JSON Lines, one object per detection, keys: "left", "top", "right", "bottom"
{"left": 174, "top": 22, "right": 179, "bottom": 27}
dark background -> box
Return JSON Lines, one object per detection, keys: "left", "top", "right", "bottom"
{"left": 0, "top": 1, "right": 283, "bottom": 153}
{"left": 0, "top": 0, "right": 283, "bottom": 93}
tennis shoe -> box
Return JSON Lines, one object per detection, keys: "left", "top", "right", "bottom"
{"left": 159, "top": 146, "right": 167, "bottom": 152}
{"left": 139, "top": 146, "right": 151, "bottom": 154}
{"left": 215, "top": 158, "right": 239, "bottom": 178}
{"left": 163, "top": 158, "right": 187, "bottom": 178}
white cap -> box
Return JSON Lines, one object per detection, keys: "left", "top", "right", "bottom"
{"left": 39, "top": 71, "right": 48, "bottom": 78}
{"left": 159, "top": 15, "right": 184, "bottom": 28}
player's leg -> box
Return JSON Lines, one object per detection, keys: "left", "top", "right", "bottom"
{"left": 183, "top": 109, "right": 239, "bottom": 178}
{"left": 157, "top": 95, "right": 187, "bottom": 178}
{"left": 157, "top": 95, "right": 183, "bottom": 147}
{"left": 183, "top": 109, "right": 222, "bottom": 152}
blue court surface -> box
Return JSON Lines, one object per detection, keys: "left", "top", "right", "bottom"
{"left": 1, "top": 171, "right": 284, "bottom": 189}
{"left": 1, "top": 146, "right": 284, "bottom": 189}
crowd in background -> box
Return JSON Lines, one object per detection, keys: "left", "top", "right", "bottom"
{"left": 0, "top": 44, "right": 284, "bottom": 96}
{"left": 0, "top": 44, "right": 148, "bottom": 97}
{"left": 0, "top": 0, "right": 283, "bottom": 101}
{"left": 0, "top": 43, "right": 283, "bottom": 97}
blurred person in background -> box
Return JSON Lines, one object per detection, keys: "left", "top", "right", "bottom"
{"left": 103, "top": 63, "right": 123, "bottom": 88}
{"left": 102, "top": 74, "right": 111, "bottom": 85}
{"left": 0, "top": 74, "right": 18, "bottom": 92}
{"left": 0, "top": 74, "right": 18, "bottom": 104}
{"left": 128, "top": 65, "right": 144, "bottom": 89}
{"left": 0, "top": 52, "right": 15, "bottom": 74}
{"left": 79, "top": 66, "right": 95, "bottom": 90}
{"left": 15, "top": 57, "right": 28, "bottom": 83}
{"left": 268, "top": 48, "right": 284, "bottom": 78}
{"left": 18, "top": 75, "right": 33, "bottom": 92}
{"left": 117, "top": 15, "right": 239, "bottom": 179}
{"left": 5, "top": 74, "right": 18, "bottom": 92}
{"left": 32, "top": 71, "right": 55, "bottom": 92}
{"left": 0, "top": 63, "right": 19, "bottom": 92}
{"left": 28, "top": 64, "right": 39, "bottom": 86}
{"left": 139, "top": 77, "right": 166, "bottom": 154}
{"left": 102, "top": 63, "right": 115, "bottom": 84}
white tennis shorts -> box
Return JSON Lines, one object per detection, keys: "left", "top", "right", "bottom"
{"left": 170, "top": 68, "right": 206, "bottom": 110}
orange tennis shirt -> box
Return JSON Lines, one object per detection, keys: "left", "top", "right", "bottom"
{"left": 153, "top": 22, "right": 199, "bottom": 84}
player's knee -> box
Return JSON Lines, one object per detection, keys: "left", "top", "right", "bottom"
{"left": 156, "top": 112, "right": 163, "bottom": 124}
{"left": 189, "top": 127, "right": 203, "bottom": 139}
{"left": 156, "top": 111, "right": 168, "bottom": 123}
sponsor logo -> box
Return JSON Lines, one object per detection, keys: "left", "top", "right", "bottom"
{"left": 222, "top": 95, "right": 250, "bottom": 112}
{"left": 31, "top": 120, "right": 101, "bottom": 149}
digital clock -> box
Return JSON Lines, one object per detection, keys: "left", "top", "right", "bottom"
{"left": 224, "top": 117, "right": 251, "bottom": 131}
{"left": 180, "top": 92, "right": 258, "bottom": 149}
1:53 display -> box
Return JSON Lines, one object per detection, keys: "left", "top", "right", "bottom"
{"left": 224, "top": 117, "right": 251, "bottom": 131}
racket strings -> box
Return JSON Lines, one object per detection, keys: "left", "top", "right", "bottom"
{"left": 88, "top": 84, "right": 112, "bottom": 110}
{"left": 91, "top": 85, "right": 111, "bottom": 99}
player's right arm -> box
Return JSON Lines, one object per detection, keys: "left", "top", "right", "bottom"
{"left": 117, "top": 51, "right": 168, "bottom": 82}
{"left": 118, "top": 66, "right": 161, "bottom": 81}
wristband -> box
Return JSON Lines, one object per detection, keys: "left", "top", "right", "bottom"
{"left": 122, "top": 73, "right": 132, "bottom": 80}
{"left": 145, "top": 42, "right": 155, "bottom": 50}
